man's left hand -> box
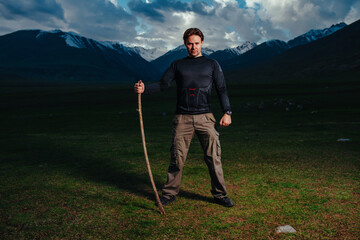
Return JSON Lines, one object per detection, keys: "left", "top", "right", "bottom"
{"left": 219, "top": 114, "right": 232, "bottom": 127}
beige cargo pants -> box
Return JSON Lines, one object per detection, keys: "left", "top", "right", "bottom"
{"left": 162, "top": 113, "right": 228, "bottom": 199}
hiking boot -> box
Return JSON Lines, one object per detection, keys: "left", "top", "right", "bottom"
{"left": 156, "top": 196, "right": 176, "bottom": 206}
{"left": 214, "top": 197, "right": 234, "bottom": 207}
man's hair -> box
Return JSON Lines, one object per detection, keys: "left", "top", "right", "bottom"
{"left": 183, "top": 28, "right": 204, "bottom": 42}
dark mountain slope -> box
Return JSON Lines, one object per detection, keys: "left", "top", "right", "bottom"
{"left": 221, "top": 40, "right": 290, "bottom": 71}
{"left": 0, "top": 30, "right": 160, "bottom": 83}
{"left": 226, "top": 19, "right": 360, "bottom": 83}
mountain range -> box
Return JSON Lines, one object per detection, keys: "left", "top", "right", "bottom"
{"left": 226, "top": 20, "right": 360, "bottom": 83}
{"left": 0, "top": 21, "right": 358, "bottom": 84}
{"left": 0, "top": 30, "right": 161, "bottom": 82}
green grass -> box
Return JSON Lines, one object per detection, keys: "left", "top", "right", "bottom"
{"left": 0, "top": 80, "right": 359, "bottom": 239}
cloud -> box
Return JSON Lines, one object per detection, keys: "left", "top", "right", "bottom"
{"left": 0, "top": 0, "right": 139, "bottom": 42}
{"left": 0, "top": 0, "right": 359, "bottom": 50}
{"left": 127, "top": 0, "right": 215, "bottom": 22}
{"left": 0, "top": 0, "right": 65, "bottom": 28}
{"left": 214, "top": 0, "right": 238, "bottom": 8}
{"left": 119, "top": 0, "right": 360, "bottom": 50}
{"left": 58, "top": 0, "right": 138, "bottom": 42}
{"left": 244, "top": 0, "right": 360, "bottom": 38}
{"left": 127, "top": 0, "right": 278, "bottom": 50}
{"left": 128, "top": 0, "right": 167, "bottom": 22}
{"left": 345, "top": 1, "right": 360, "bottom": 24}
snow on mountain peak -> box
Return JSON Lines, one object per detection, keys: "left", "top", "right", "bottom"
{"left": 173, "top": 45, "right": 186, "bottom": 51}
{"left": 33, "top": 29, "right": 148, "bottom": 60}
{"left": 63, "top": 32, "right": 87, "bottom": 48}
{"left": 228, "top": 41, "right": 257, "bottom": 55}
{"left": 36, "top": 29, "right": 62, "bottom": 39}
{"left": 288, "top": 22, "right": 347, "bottom": 47}
{"left": 105, "top": 42, "right": 137, "bottom": 56}
{"left": 35, "top": 30, "right": 90, "bottom": 49}
{"left": 202, "top": 47, "right": 215, "bottom": 55}
{"left": 131, "top": 46, "right": 167, "bottom": 61}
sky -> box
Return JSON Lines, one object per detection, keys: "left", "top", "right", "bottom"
{"left": 0, "top": 0, "right": 359, "bottom": 50}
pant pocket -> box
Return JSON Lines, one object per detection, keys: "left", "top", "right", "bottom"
{"left": 205, "top": 113, "right": 216, "bottom": 123}
{"left": 172, "top": 114, "right": 182, "bottom": 125}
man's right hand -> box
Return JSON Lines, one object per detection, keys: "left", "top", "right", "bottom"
{"left": 134, "top": 81, "right": 145, "bottom": 94}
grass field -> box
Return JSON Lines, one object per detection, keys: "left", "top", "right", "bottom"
{"left": 0, "top": 79, "right": 359, "bottom": 239}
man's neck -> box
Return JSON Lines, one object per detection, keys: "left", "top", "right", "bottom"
{"left": 188, "top": 53, "right": 203, "bottom": 58}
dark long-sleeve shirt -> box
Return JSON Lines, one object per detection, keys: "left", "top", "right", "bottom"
{"left": 144, "top": 56, "right": 231, "bottom": 115}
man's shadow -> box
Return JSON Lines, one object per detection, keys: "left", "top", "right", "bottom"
{"left": 14, "top": 136, "right": 162, "bottom": 209}
{"left": 15, "top": 135, "right": 215, "bottom": 210}
{"left": 179, "top": 190, "right": 214, "bottom": 204}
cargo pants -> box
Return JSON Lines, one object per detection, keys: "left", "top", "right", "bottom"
{"left": 162, "top": 113, "right": 228, "bottom": 199}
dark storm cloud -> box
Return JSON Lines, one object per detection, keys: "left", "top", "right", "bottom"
{"left": 132, "top": 0, "right": 191, "bottom": 11}
{"left": 58, "top": 0, "right": 139, "bottom": 42}
{"left": 128, "top": 0, "right": 168, "bottom": 21}
{"left": 128, "top": 0, "right": 214, "bottom": 22}
{"left": 191, "top": 0, "right": 216, "bottom": 15}
{"left": 0, "top": 0, "right": 64, "bottom": 21}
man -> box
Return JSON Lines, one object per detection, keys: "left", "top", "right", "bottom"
{"left": 134, "top": 28, "right": 234, "bottom": 207}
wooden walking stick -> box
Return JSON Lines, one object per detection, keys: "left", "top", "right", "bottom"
{"left": 137, "top": 80, "right": 165, "bottom": 214}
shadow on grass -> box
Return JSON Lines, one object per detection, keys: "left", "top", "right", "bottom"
{"left": 179, "top": 190, "right": 214, "bottom": 204}
{"left": 4, "top": 134, "right": 232, "bottom": 210}
{"left": 4, "top": 135, "right": 163, "bottom": 206}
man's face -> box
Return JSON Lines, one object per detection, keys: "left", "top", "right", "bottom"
{"left": 185, "top": 35, "right": 203, "bottom": 58}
